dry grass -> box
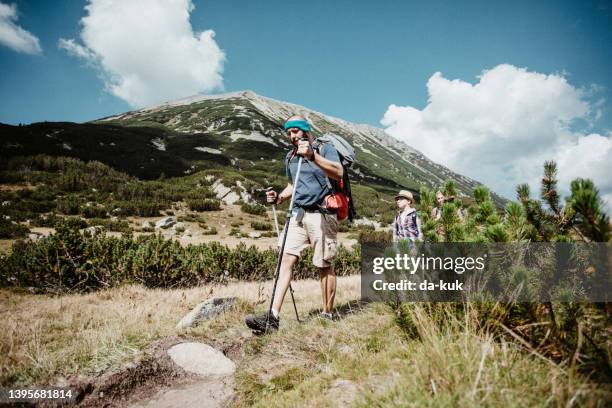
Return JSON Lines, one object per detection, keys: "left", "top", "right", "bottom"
{"left": 0, "top": 275, "right": 359, "bottom": 388}
{"left": 233, "top": 302, "right": 609, "bottom": 407}
{"left": 0, "top": 240, "right": 12, "bottom": 254}
{"left": 1, "top": 275, "right": 608, "bottom": 406}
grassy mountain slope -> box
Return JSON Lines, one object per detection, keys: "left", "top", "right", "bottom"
{"left": 1, "top": 91, "right": 506, "bottom": 206}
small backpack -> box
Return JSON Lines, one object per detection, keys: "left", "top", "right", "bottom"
{"left": 314, "top": 133, "right": 356, "bottom": 222}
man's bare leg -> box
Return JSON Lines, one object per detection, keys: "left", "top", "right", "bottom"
{"left": 319, "top": 265, "right": 337, "bottom": 313}
{"left": 272, "top": 253, "right": 299, "bottom": 314}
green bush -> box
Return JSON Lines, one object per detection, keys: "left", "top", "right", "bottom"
{"left": 202, "top": 226, "right": 218, "bottom": 235}
{"left": 187, "top": 198, "right": 221, "bottom": 211}
{"left": 178, "top": 213, "right": 206, "bottom": 223}
{"left": 0, "top": 220, "right": 360, "bottom": 293}
{"left": 338, "top": 223, "right": 352, "bottom": 233}
{"left": 86, "top": 218, "right": 131, "bottom": 234}
{"left": 56, "top": 196, "right": 80, "bottom": 215}
{"left": 80, "top": 205, "right": 108, "bottom": 219}
{"left": 250, "top": 221, "right": 272, "bottom": 231}
{"left": 18, "top": 199, "right": 55, "bottom": 214}
{"left": 358, "top": 229, "right": 392, "bottom": 244}
{"left": 241, "top": 202, "right": 267, "bottom": 216}
{"left": 0, "top": 218, "right": 29, "bottom": 239}
{"left": 111, "top": 200, "right": 167, "bottom": 217}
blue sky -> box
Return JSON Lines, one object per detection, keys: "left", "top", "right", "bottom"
{"left": 1, "top": 0, "right": 611, "bottom": 131}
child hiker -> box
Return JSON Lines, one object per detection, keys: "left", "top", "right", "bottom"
{"left": 392, "top": 190, "right": 423, "bottom": 243}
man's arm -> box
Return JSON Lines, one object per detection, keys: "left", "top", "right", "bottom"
{"left": 296, "top": 141, "right": 343, "bottom": 181}
{"left": 312, "top": 151, "right": 343, "bottom": 181}
{"left": 277, "top": 182, "right": 294, "bottom": 204}
{"left": 267, "top": 182, "right": 294, "bottom": 205}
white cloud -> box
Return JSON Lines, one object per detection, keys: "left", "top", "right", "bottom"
{"left": 58, "top": 38, "right": 97, "bottom": 63}
{"left": 381, "top": 64, "right": 612, "bottom": 213}
{"left": 0, "top": 2, "right": 41, "bottom": 55}
{"left": 59, "top": 0, "right": 225, "bottom": 107}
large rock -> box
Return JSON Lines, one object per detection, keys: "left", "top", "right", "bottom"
{"left": 212, "top": 180, "right": 231, "bottom": 200}
{"left": 167, "top": 342, "right": 235, "bottom": 377}
{"left": 213, "top": 179, "right": 252, "bottom": 205}
{"left": 176, "top": 297, "right": 237, "bottom": 329}
{"left": 155, "top": 217, "right": 176, "bottom": 229}
{"left": 248, "top": 231, "right": 261, "bottom": 239}
{"left": 222, "top": 191, "right": 240, "bottom": 205}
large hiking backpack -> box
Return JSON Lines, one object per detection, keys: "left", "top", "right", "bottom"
{"left": 314, "top": 133, "right": 356, "bottom": 222}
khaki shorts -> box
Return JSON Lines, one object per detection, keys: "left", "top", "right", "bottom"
{"left": 282, "top": 211, "right": 339, "bottom": 268}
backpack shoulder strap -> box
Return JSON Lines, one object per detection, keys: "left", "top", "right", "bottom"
{"left": 311, "top": 139, "right": 335, "bottom": 191}
{"left": 285, "top": 149, "right": 295, "bottom": 181}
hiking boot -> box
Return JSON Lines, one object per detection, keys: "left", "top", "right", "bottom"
{"left": 245, "top": 311, "right": 279, "bottom": 334}
{"left": 318, "top": 311, "right": 334, "bottom": 321}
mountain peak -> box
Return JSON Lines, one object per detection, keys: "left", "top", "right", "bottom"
{"left": 90, "top": 90, "right": 505, "bottom": 204}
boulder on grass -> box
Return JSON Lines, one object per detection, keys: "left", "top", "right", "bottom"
{"left": 176, "top": 297, "right": 237, "bottom": 329}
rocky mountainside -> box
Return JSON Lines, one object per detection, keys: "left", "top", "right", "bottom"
{"left": 1, "top": 90, "right": 505, "bottom": 204}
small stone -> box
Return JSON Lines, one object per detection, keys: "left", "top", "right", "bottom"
{"left": 84, "top": 225, "right": 104, "bottom": 235}
{"left": 248, "top": 231, "right": 261, "bottom": 239}
{"left": 155, "top": 217, "right": 176, "bottom": 229}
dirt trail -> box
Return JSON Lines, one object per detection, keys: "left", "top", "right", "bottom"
{"left": 36, "top": 276, "right": 362, "bottom": 407}
{"left": 67, "top": 335, "right": 251, "bottom": 408}
{"left": 127, "top": 342, "right": 238, "bottom": 408}
{"left": 128, "top": 378, "right": 235, "bottom": 408}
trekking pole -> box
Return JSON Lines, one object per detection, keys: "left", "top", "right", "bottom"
{"left": 266, "top": 154, "right": 304, "bottom": 330}
{"left": 266, "top": 187, "right": 281, "bottom": 237}
{"left": 266, "top": 188, "right": 301, "bottom": 323}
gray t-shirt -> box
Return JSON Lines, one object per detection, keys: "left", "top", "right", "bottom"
{"left": 285, "top": 142, "right": 341, "bottom": 208}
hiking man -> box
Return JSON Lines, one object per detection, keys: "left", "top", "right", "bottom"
{"left": 245, "top": 115, "right": 344, "bottom": 333}
{"left": 392, "top": 190, "right": 423, "bottom": 243}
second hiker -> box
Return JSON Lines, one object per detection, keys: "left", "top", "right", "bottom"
{"left": 392, "top": 190, "right": 423, "bottom": 244}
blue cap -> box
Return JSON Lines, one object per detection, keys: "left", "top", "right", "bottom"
{"left": 283, "top": 119, "right": 312, "bottom": 132}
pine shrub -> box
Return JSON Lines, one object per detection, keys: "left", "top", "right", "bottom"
{"left": 250, "top": 221, "right": 272, "bottom": 231}
{"left": 187, "top": 198, "right": 221, "bottom": 211}
{"left": 0, "top": 220, "right": 360, "bottom": 293}
{"left": 241, "top": 202, "right": 267, "bottom": 216}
